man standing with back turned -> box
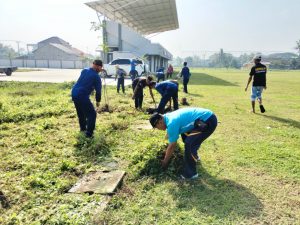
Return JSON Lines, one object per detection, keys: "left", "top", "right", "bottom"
{"left": 180, "top": 62, "right": 191, "bottom": 93}
{"left": 245, "top": 55, "right": 267, "bottom": 113}
{"left": 71, "top": 60, "right": 103, "bottom": 137}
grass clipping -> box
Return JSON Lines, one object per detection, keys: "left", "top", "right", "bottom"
{"left": 131, "top": 144, "right": 184, "bottom": 180}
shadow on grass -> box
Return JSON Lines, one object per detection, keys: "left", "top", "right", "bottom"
{"left": 259, "top": 114, "right": 300, "bottom": 129}
{"left": 171, "top": 163, "right": 263, "bottom": 219}
{"left": 74, "top": 133, "right": 112, "bottom": 163}
{"left": 135, "top": 150, "right": 262, "bottom": 219}
{"left": 190, "top": 73, "right": 238, "bottom": 86}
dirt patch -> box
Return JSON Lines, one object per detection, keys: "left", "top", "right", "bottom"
{"left": 97, "top": 104, "right": 113, "bottom": 113}
{"left": 146, "top": 106, "right": 172, "bottom": 114}
{"left": 181, "top": 97, "right": 189, "bottom": 105}
{"left": 132, "top": 120, "right": 153, "bottom": 130}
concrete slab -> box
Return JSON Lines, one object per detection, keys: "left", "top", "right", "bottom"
{"left": 69, "top": 170, "right": 125, "bottom": 194}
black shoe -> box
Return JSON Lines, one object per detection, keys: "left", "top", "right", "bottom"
{"left": 260, "top": 105, "right": 266, "bottom": 113}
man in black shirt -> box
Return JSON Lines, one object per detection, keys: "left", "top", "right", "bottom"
{"left": 132, "top": 76, "right": 154, "bottom": 109}
{"left": 245, "top": 55, "right": 267, "bottom": 113}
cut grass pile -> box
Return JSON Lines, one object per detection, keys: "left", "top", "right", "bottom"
{"left": 0, "top": 69, "right": 299, "bottom": 224}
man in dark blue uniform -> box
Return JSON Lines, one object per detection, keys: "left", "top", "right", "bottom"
{"left": 245, "top": 55, "right": 267, "bottom": 113}
{"left": 129, "top": 59, "right": 138, "bottom": 81}
{"left": 180, "top": 62, "right": 191, "bottom": 93}
{"left": 149, "top": 80, "right": 179, "bottom": 113}
{"left": 115, "top": 65, "right": 126, "bottom": 94}
{"left": 71, "top": 60, "right": 103, "bottom": 137}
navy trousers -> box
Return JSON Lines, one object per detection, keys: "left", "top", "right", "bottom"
{"left": 181, "top": 114, "right": 218, "bottom": 177}
{"left": 183, "top": 78, "right": 189, "bottom": 93}
{"left": 117, "top": 77, "right": 125, "bottom": 93}
{"left": 157, "top": 88, "right": 178, "bottom": 113}
{"left": 73, "top": 98, "right": 96, "bottom": 137}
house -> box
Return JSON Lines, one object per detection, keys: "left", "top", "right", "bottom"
{"left": 30, "top": 36, "right": 85, "bottom": 61}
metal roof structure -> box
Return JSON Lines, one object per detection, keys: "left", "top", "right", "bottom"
{"left": 85, "top": 0, "right": 179, "bottom": 35}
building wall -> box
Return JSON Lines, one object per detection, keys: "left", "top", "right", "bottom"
{"left": 106, "top": 20, "right": 172, "bottom": 59}
{"left": 32, "top": 45, "right": 81, "bottom": 61}
{"left": 105, "top": 20, "right": 172, "bottom": 72}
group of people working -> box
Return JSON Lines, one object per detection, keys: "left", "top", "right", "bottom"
{"left": 71, "top": 55, "right": 267, "bottom": 179}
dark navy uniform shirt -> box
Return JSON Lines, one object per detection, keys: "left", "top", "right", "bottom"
{"left": 181, "top": 66, "right": 191, "bottom": 80}
{"left": 155, "top": 81, "right": 178, "bottom": 96}
{"left": 71, "top": 68, "right": 102, "bottom": 102}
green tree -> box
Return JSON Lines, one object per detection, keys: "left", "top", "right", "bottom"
{"left": 0, "top": 43, "right": 18, "bottom": 59}
{"left": 295, "top": 40, "right": 300, "bottom": 56}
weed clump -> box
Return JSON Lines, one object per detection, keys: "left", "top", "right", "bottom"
{"left": 134, "top": 144, "right": 184, "bottom": 180}
{"left": 74, "top": 133, "right": 111, "bottom": 162}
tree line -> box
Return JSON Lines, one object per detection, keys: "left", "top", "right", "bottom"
{"left": 172, "top": 40, "right": 300, "bottom": 70}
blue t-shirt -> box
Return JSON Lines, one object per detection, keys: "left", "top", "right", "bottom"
{"left": 164, "top": 107, "right": 213, "bottom": 143}
{"left": 155, "top": 81, "right": 178, "bottom": 96}
{"left": 71, "top": 68, "right": 102, "bottom": 102}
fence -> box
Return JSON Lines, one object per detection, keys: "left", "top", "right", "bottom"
{"left": 0, "top": 59, "right": 91, "bottom": 69}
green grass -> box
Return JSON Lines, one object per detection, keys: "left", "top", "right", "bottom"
{"left": 0, "top": 69, "right": 299, "bottom": 224}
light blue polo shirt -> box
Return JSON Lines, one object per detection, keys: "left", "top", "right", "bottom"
{"left": 164, "top": 108, "right": 213, "bottom": 143}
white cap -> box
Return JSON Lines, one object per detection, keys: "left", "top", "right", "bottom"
{"left": 253, "top": 55, "right": 262, "bottom": 60}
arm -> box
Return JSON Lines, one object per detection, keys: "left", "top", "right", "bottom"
{"left": 245, "top": 76, "right": 252, "bottom": 91}
{"left": 132, "top": 80, "right": 141, "bottom": 99}
{"left": 161, "top": 142, "right": 177, "bottom": 168}
{"left": 149, "top": 87, "right": 155, "bottom": 103}
{"left": 95, "top": 75, "right": 102, "bottom": 105}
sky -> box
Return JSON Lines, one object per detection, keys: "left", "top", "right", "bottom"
{"left": 0, "top": 0, "right": 300, "bottom": 57}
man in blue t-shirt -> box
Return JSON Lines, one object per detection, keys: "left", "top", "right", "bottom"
{"left": 180, "top": 62, "right": 191, "bottom": 93}
{"left": 149, "top": 80, "right": 178, "bottom": 113}
{"left": 149, "top": 107, "right": 218, "bottom": 179}
{"left": 71, "top": 60, "right": 102, "bottom": 137}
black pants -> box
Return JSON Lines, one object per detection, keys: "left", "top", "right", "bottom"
{"left": 181, "top": 114, "right": 218, "bottom": 177}
{"left": 157, "top": 88, "right": 178, "bottom": 113}
{"left": 130, "top": 70, "right": 138, "bottom": 81}
{"left": 167, "top": 72, "right": 173, "bottom": 79}
{"left": 132, "top": 82, "right": 143, "bottom": 109}
{"left": 117, "top": 77, "right": 125, "bottom": 93}
{"left": 134, "top": 89, "right": 143, "bottom": 109}
{"left": 183, "top": 78, "right": 189, "bottom": 93}
{"left": 73, "top": 98, "right": 96, "bottom": 137}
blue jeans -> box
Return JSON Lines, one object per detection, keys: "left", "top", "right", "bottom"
{"left": 157, "top": 88, "right": 178, "bottom": 113}
{"left": 251, "top": 86, "right": 264, "bottom": 101}
{"left": 181, "top": 114, "right": 218, "bottom": 177}
{"left": 117, "top": 77, "right": 125, "bottom": 93}
{"left": 73, "top": 98, "right": 96, "bottom": 137}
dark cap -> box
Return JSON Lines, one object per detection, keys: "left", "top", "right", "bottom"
{"left": 149, "top": 113, "right": 163, "bottom": 128}
{"left": 93, "top": 59, "right": 103, "bottom": 67}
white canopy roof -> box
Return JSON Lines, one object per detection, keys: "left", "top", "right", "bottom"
{"left": 85, "top": 0, "right": 179, "bottom": 35}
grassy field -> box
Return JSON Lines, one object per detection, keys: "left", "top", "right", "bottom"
{"left": 0, "top": 68, "right": 299, "bottom": 224}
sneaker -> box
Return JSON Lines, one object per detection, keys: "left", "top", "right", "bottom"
{"left": 259, "top": 105, "right": 266, "bottom": 113}
{"left": 180, "top": 173, "right": 199, "bottom": 180}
